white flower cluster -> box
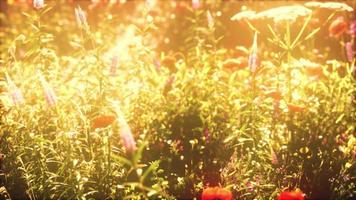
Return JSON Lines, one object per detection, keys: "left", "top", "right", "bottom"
{"left": 305, "top": 2, "right": 353, "bottom": 12}
{"left": 231, "top": 5, "right": 312, "bottom": 24}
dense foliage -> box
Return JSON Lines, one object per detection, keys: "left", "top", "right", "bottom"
{"left": 0, "top": 1, "right": 355, "bottom": 199}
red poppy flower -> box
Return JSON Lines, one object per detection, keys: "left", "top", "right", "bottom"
{"left": 92, "top": 115, "right": 116, "bottom": 129}
{"left": 202, "top": 187, "right": 232, "bottom": 200}
{"left": 264, "top": 90, "right": 283, "bottom": 101}
{"left": 233, "top": 46, "right": 249, "bottom": 58}
{"left": 175, "top": 1, "right": 189, "bottom": 13}
{"left": 278, "top": 189, "right": 304, "bottom": 200}
{"left": 329, "top": 17, "right": 348, "bottom": 37}
{"left": 223, "top": 57, "right": 248, "bottom": 71}
{"left": 287, "top": 104, "right": 306, "bottom": 113}
{"left": 305, "top": 66, "right": 324, "bottom": 78}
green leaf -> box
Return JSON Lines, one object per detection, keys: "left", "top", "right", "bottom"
{"left": 140, "top": 160, "right": 160, "bottom": 183}
{"left": 335, "top": 114, "right": 344, "bottom": 124}
{"left": 112, "top": 154, "right": 132, "bottom": 166}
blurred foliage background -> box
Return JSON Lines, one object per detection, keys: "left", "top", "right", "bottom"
{"left": 0, "top": 0, "right": 355, "bottom": 200}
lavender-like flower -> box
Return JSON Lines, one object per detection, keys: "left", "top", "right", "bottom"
{"left": 6, "top": 73, "right": 25, "bottom": 106}
{"left": 248, "top": 32, "right": 259, "bottom": 73}
{"left": 207, "top": 10, "right": 214, "bottom": 29}
{"left": 75, "top": 6, "right": 88, "bottom": 29}
{"left": 116, "top": 111, "right": 137, "bottom": 154}
{"left": 38, "top": 73, "right": 57, "bottom": 107}
{"left": 350, "top": 20, "right": 356, "bottom": 36}
{"left": 119, "top": 120, "right": 137, "bottom": 154}
{"left": 345, "top": 42, "right": 354, "bottom": 62}
{"left": 110, "top": 55, "right": 118, "bottom": 75}
{"left": 33, "top": 0, "right": 44, "bottom": 9}
{"left": 192, "top": 0, "right": 201, "bottom": 10}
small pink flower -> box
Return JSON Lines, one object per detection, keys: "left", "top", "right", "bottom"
{"left": 192, "top": 0, "right": 201, "bottom": 10}
{"left": 204, "top": 128, "right": 210, "bottom": 142}
{"left": 75, "top": 6, "right": 88, "bottom": 29}
{"left": 33, "top": 0, "right": 44, "bottom": 9}
{"left": 6, "top": 73, "right": 25, "bottom": 106}
{"left": 153, "top": 59, "right": 161, "bottom": 72}
{"left": 110, "top": 55, "right": 118, "bottom": 75}
{"left": 248, "top": 32, "right": 259, "bottom": 73}
{"left": 246, "top": 181, "right": 254, "bottom": 192}
{"left": 38, "top": 73, "right": 57, "bottom": 107}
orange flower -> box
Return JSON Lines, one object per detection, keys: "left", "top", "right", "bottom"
{"left": 278, "top": 189, "right": 304, "bottom": 200}
{"left": 305, "top": 65, "right": 324, "bottom": 78}
{"left": 223, "top": 57, "right": 248, "bottom": 71}
{"left": 287, "top": 104, "right": 306, "bottom": 112}
{"left": 92, "top": 115, "right": 116, "bottom": 129}
{"left": 232, "top": 46, "right": 249, "bottom": 58}
{"left": 202, "top": 187, "right": 232, "bottom": 200}
{"left": 329, "top": 17, "right": 347, "bottom": 37}
{"left": 264, "top": 90, "right": 283, "bottom": 101}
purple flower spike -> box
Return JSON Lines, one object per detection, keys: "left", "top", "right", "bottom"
{"left": 116, "top": 111, "right": 137, "bottom": 154}
{"left": 350, "top": 20, "right": 356, "bottom": 36}
{"left": 75, "top": 6, "right": 88, "bottom": 29}
{"left": 6, "top": 73, "right": 25, "bottom": 106}
{"left": 119, "top": 120, "right": 137, "bottom": 154}
{"left": 43, "top": 87, "right": 57, "bottom": 107}
{"left": 248, "top": 32, "right": 259, "bottom": 73}
{"left": 110, "top": 55, "right": 118, "bottom": 75}
{"left": 38, "top": 72, "right": 57, "bottom": 107}
{"left": 345, "top": 42, "right": 354, "bottom": 62}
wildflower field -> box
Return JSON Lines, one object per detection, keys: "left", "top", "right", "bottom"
{"left": 0, "top": 0, "right": 355, "bottom": 199}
